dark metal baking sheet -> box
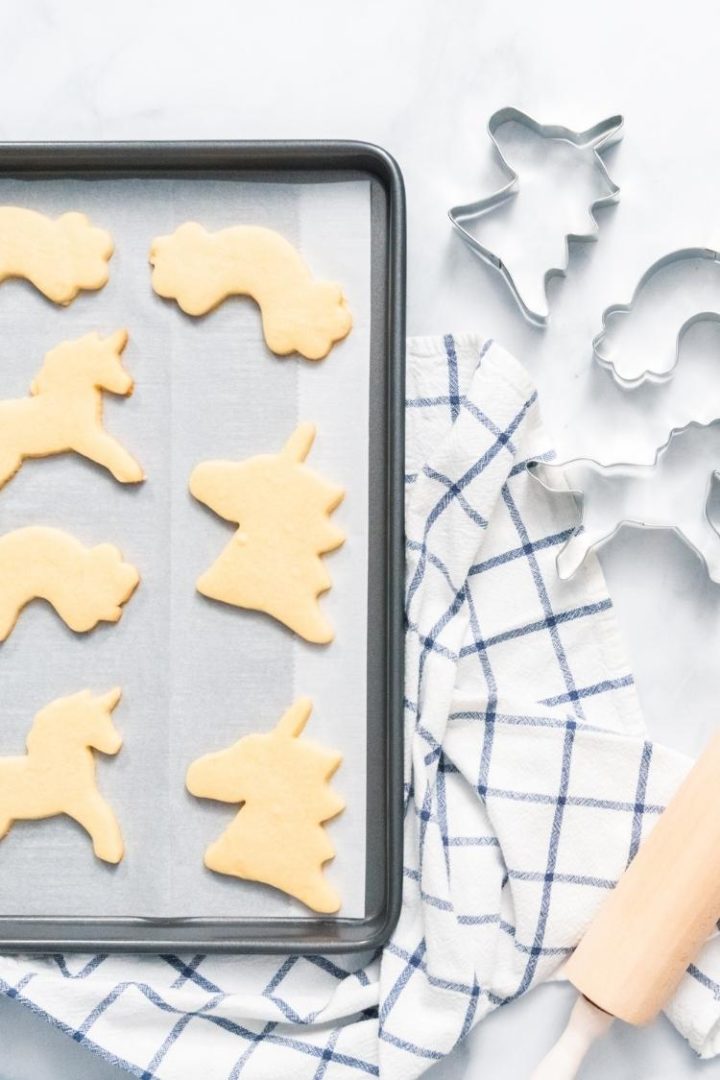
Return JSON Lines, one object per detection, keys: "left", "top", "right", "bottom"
{"left": 0, "top": 141, "right": 405, "bottom": 953}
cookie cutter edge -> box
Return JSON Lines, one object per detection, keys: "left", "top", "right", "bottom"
{"left": 448, "top": 106, "right": 624, "bottom": 327}
{"left": 593, "top": 246, "right": 720, "bottom": 388}
{"left": 527, "top": 418, "right": 720, "bottom": 583}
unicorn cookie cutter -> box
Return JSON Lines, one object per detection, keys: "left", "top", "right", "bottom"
{"left": 529, "top": 420, "right": 720, "bottom": 583}
{"left": 593, "top": 247, "right": 720, "bottom": 387}
{"left": 449, "top": 107, "right": 623, "bottom": 325}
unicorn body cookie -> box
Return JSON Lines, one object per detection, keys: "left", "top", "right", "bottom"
{"left": 0, "top": 689, "right": 125, "bottom": 864}
{"left": 190, "top": 423, "right": 345, "bottom": 643}
{"left": 150, "top": 222, "right": 352, "bottom": 360}
{"left": 0, "top": 330, "right": 144, "bottom": 489}
{"left": 0, "top": 527, "right": 139, "bottom": 641}
{"left": 0, "top": 208, "right": 113, "bottom": 304}
{"left": 186, "top": 698, "right": 344, "bottom": 913}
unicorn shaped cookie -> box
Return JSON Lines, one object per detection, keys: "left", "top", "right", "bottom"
{"left": 0, "top": 527, "right": 139, "bottom": 641}
{"left": 186, "top": 697, "right": 344, "bottom": 913}
{"left": 190, "top": 423, "right": 345, "bottom": 643}
{"left": 0, "top": 689, "right": 125, "bottom": 864}
{"left": 150, "top": 222, "right": 352, "bottom": 360}
{"left": 0, "top": 329, "right": 144, "bottom": 489}
{"left": 0, "top": 207, "right": 113, "bottom": 305}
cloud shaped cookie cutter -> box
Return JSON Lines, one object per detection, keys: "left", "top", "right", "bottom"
{"left": 448, "top": 107, "right": 623, "bottom": 325}
{"left": 528, "top": 419, "right": 720, "bottom": 583}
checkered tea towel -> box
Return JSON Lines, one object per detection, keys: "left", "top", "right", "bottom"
{"left": 0, "top": 333, "right": 719, "bottom": 1079}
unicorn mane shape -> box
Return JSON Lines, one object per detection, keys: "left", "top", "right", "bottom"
{"left": 186, "top": 698, "right": 344, "bottom": 913}
{"left": 0, "top": 526, "right": 139, "bottom": 642}
{"left": 150, "top": 222, "right": 353, "bottom": 360}
{"left": 0, "top": 329, "right": 144, "bottom": 490}
{"left": 189, "top": 423, "right": 345, "bottom": 643}
{"left": 0, "top": 689, "right": 125, "bottom": 864}
{"left": 0, "top": 207, "right": 113, "bottom": 304}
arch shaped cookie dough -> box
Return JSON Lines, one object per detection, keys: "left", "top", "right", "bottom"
{"left": 0, "top": 207, "right": 113, "bottom": 304}
{"left": 186, "top": 697, "right": 344, "bottom": 913}
{"left": 150, "top": 222, "right": 352, "bottom": 360}
{"left": 0, "top": 526, "right": 139, "bottom": 642}
{"left": 0, "top": 329, "right": 144, "bottom": 491}
{"left": 189, "top": 423, "right": 345, "bottom": 643}
{"left": 0, "top": 688, "right": 124, "bottom": 864}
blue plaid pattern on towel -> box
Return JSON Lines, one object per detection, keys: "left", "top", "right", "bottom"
{"left": 1, "top": 333, "right": 720, "bottom": 1078}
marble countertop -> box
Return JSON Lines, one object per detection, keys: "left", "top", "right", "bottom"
{"left": 1, "top": 0, "right": 720, "bottom": 1075}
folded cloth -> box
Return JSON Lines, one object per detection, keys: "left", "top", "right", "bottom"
{"left": 0, "top": 333, "right": 719, "bottom": 1079}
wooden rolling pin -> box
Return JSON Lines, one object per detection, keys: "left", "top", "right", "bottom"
{"left": 532, "top": 731, "right": 720, "bottom": 1078}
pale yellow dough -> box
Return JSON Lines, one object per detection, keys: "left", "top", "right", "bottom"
{"left": 189, "top": 423, "right": 345, "bottom": 644}
{"left": 0, "top": 207, "right": 113, "bottom": 304}
{"left": 186, "top": 697, "right": 344, "bottom": 913}
{"left": 0, "top": 526, "right": 139, "bottom": 642}
{"left": 0, "top": 689, "right": 125, "bottom": 864}
{"left": 150, "top": 222, "right": 353, "bottom": 360}
{"left": 0, "top": 330, "right": 144, "bottom": 490}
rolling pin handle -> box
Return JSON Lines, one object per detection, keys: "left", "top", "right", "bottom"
{"left": 530, "top": 994, "right": 614, "bottom": 1080}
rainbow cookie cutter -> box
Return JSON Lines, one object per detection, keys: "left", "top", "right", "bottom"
{"left": 593, "top": 247, "right": 720, "bottom": 387}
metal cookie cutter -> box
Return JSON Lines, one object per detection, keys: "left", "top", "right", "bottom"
{"left": 528, "top": 420, "right": 720, "bottom": 583}
{"left": 449, "top": 107, "right": 624, "bottom": 326}
{"left": 594, "top": 247, "right": 720, "bottom": 387}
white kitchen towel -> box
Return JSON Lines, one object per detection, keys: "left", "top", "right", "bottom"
{"left": 0, "top": 333, "right": 719, "bottom": 1078}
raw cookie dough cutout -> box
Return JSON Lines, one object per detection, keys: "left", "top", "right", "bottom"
{"left": 189, "top": 423, "right": 345, "bottom": 644}
{"left": 0, "top": 207, "right": 113, "bottom": 304}
{"left": 0, "top": 689, "right": 125, "bottom": 864}
{"left": 0, "top": 526, "right": 139, "bottom": 642}
{"left": 150, "top": 222, "right": 352, "bottom": 360}
{"left": 186, "top": 697, "right": 344, "bottom": 913}
{"left": 0, "top": 329, "right": 144, "bottom": 490}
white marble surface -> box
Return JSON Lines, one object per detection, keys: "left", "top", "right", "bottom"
{"left": 2, "top": 0, "right": 720, "bottom": 1075}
